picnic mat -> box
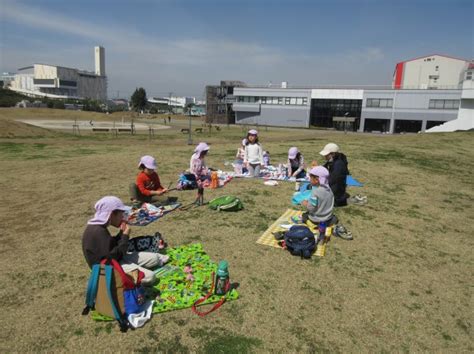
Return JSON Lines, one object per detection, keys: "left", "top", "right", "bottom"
{"left": 257, "top": 209, "right": 305, "bottom": 249}
{"left": 90, "top": 243, "right": 239, "bottom": 321}
{"left": 126, "top": 203, "right": 181, "bottom": 226}
{"left": 152, "top": 243, "right": 238, "bottom": 313}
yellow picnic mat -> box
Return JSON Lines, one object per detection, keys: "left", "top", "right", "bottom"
{"left": 257, "top": 209, "right": 333, "bottom": 257}
{"left": 256, "top": 209, "right": 304, "bottom": 249}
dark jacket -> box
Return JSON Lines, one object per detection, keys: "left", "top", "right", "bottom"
{"left": 82, "top": 224, "right": 129, "bottom": 268}
{"left": 324, "top": 153, "right": 349, "bottom": 207}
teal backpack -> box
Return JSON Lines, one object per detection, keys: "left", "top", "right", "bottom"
{"left": 208, "top": 196, "right": 243, "bottom": 212}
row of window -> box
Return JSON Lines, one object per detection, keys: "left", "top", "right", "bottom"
{"left": 366, "top": 98, "right": 460, "bottom": 110}
{"left": 237, "top": 96, "right": 308, "bottom": 106}
{"left": 366, "top": 98, "right": 393, "bottom": 108}
{"left": 428, "top": 99, "right": 460, "bottom": 109}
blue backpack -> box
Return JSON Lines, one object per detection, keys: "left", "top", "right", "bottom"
{"left": 284, "top": 225, "right": 316, "bottom": 259}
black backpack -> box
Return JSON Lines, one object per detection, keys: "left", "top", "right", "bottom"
{"left": 284, "top": 225, "right": 316, "bottom": 259}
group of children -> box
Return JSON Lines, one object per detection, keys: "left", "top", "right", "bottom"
{"left": 82, "top": 128, "right": 351, "bottom": 286}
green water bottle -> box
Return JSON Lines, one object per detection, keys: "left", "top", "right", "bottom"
{"left": 215, "top": 260, "right": 230, "bottom": 296}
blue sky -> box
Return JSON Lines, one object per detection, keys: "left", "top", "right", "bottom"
{"left": 1, "top": 0, "right": 472, "bottom": 99}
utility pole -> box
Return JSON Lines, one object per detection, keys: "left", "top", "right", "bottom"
{"left": 168, "top": 92, "right": 173, "bottom": 114}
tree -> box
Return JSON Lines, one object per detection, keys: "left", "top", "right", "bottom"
{"left": 131, "top": 87, "right": 147, "bottom": 112}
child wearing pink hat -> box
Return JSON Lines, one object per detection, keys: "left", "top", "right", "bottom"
{"left": 301, "top": 166, "right": 334, "bottom": 224}
{"left": 82, "top": 196, "right": 169, "bottom": 285}
{"left": 244, "top": 129, "right": 264, "bottom": 177}
{"left": 287, "top": 147, "right": 306, "bottom": 178}
{"left": 190, "top": 142, "right": 210, "bottom": 181}
{"left": 129, "top": 155, "right": 175, "bottom": 205}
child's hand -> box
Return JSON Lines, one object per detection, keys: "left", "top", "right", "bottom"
{"left": 301, "top": 200, "right": 308, "bottom": 207}
{"left": 120, "top": 221, "right": 130, "bottom": 236}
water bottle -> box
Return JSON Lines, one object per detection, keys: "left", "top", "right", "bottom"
{"left": 318, "top": 221, "right": 327, "bottom": 244}
{"left": 214, "top": 260, "right": 230, "bottom": 296}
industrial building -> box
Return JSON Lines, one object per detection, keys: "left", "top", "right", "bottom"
{"left": 228, "top": 54, "right": 473, "bottom": 133}
{"left": 205, "top": 80, "right": 246, "bottom": 124}
{"left": 8, "top": 46, "right": 107, "bottom": 101}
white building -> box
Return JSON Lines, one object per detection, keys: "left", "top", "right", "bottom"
{"left": 392, "top": 54, "right": 470, "bottom": 90}
{"left": 9, "top": 46, "right": 107, "bottom": 101}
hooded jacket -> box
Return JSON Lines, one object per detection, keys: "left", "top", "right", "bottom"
{"left": 324, "top": 153, "right": 349, "bottom": 207}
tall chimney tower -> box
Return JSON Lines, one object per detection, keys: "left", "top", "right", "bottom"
{"left": 94, "top": 46, "right": 105, "bottom": 76}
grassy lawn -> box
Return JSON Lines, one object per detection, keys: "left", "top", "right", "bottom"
{"left": 0, "top": 108, "right": 472, "bottom": 352}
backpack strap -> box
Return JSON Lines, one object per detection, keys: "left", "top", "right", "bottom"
{"left": 109, "top": 258, "right": 143, "bottom": 288}
{"left": 82, "top": 264, "right": 101, "bottom": 315}
{"left": 104, "top": 264, "right": 129, "bottom": 333}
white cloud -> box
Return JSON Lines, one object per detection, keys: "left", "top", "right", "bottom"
{"left": 1, "top": 0, "right": 391, "bottom": 97}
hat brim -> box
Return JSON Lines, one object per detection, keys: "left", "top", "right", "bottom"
{"left": 319, "top": 149, "right": 331, "bottom": 156}
{"left": 288, "top": 154, "right": 297, "bottom": 159}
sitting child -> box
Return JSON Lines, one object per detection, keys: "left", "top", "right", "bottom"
{"left": 301, "top": 166, "right": 334, "bottom": 224}
{"left": 129, "top": 155, "right": 175, "bottom": 205}
{"left": 82, "top": 196, "right": 169, "bottom": 285}
{"left": 263, "top": 151, "right": 270, "bottom": 167}
{"left": 234, "top": 139, "right": 248, "bottom": 174}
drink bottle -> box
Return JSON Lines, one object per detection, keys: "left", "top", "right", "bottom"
{"left": 214, "top": 260, "right": 230, "bottom": 295}
{"left": 318, "top": 221, "right": 327, "bottom": 244}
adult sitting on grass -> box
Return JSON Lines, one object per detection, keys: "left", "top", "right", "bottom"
{"left": 320, "top": 143, "right": 349, "bottom": 207}
{"left": 82, "top": 196, "right": 169, "bottom": 285}
{"left": 129, "top": 155, "right": 176, "bottom": 206}
{"left": 301, "top": 166, "right": 335, "bottom": 225}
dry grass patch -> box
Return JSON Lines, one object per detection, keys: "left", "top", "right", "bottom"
{"left": 0, "top": 111, "right": 472, "bottom": 352}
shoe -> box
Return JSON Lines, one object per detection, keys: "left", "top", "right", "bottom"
{"left": 272, "top": 231, "right": 286, "bottom": 241}
{"left": 334, "top": 225, "right": 353, "bottom": 240}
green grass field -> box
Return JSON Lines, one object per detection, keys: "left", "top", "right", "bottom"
{"left": 0, "top": 108, "right": 472, "bottom": 352}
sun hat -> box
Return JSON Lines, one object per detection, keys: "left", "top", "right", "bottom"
{"left": 248, "top": 129, "right": 258, "bottom": 135}
{"left": 319, "top": 143, "right": 340, "bottom": 156}
{"left": 194, "top": 142, "right": 210, "bottom": 153}
{"left": 309, "top": 166, "right": 330, "bottom": 185}
{"left": 88, "top": 196, "right": 127, "bottom": 225}
{"left": 288, "top": 147, "right": 298, "bottom": 159}
{"left": 138, "top": 155, "right": 157, "bottom": 170}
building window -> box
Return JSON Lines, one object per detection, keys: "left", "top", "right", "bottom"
{"left": 290, "top": 97, "right": 297, "bottom": 105}
{"left": 285, "top": 97, "right": 290, "bottom": 105}
{"left": 366, "top": 98, "right": 393, "bottom": 108}
{"left": 466, "top": 71, "right": 472, "bottom": 80}
{"left": 429, "top": 99, "right": 460, "bottom": 110}
{"left": 302, "top": 98, "right": 308, "bottom": 105}
{"left": 278, "top": 97, "right": 283, "bottom": 105}
{"left": 261, "top": 97, "right": 267, "bottom": 104}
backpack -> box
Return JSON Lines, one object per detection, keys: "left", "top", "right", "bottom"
{"left": 284, "top": 225, "right": 316, "bottom": 259}
{"left": 208, "top": 195, "right": 243, "bottom": 212}
{"left": 82, "top": 259, "right": 145, "bottom": 332}
{"left": 177, "top": 173, "right": 198, "bottom": 190}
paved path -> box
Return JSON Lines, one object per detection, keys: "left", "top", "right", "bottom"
{"left": 17, "top": 119, "right": 170, "bottom": 131}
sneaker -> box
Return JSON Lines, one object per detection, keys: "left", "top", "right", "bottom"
{"left": 272, "top": 231, "right": 286, "bottom": 240}
{"left": 334, "top": 225, "right": 353, "bottom": 240}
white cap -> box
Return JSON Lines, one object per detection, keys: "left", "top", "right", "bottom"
{"left": 319, "top": 143, "right": 340, "bottom": 156}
